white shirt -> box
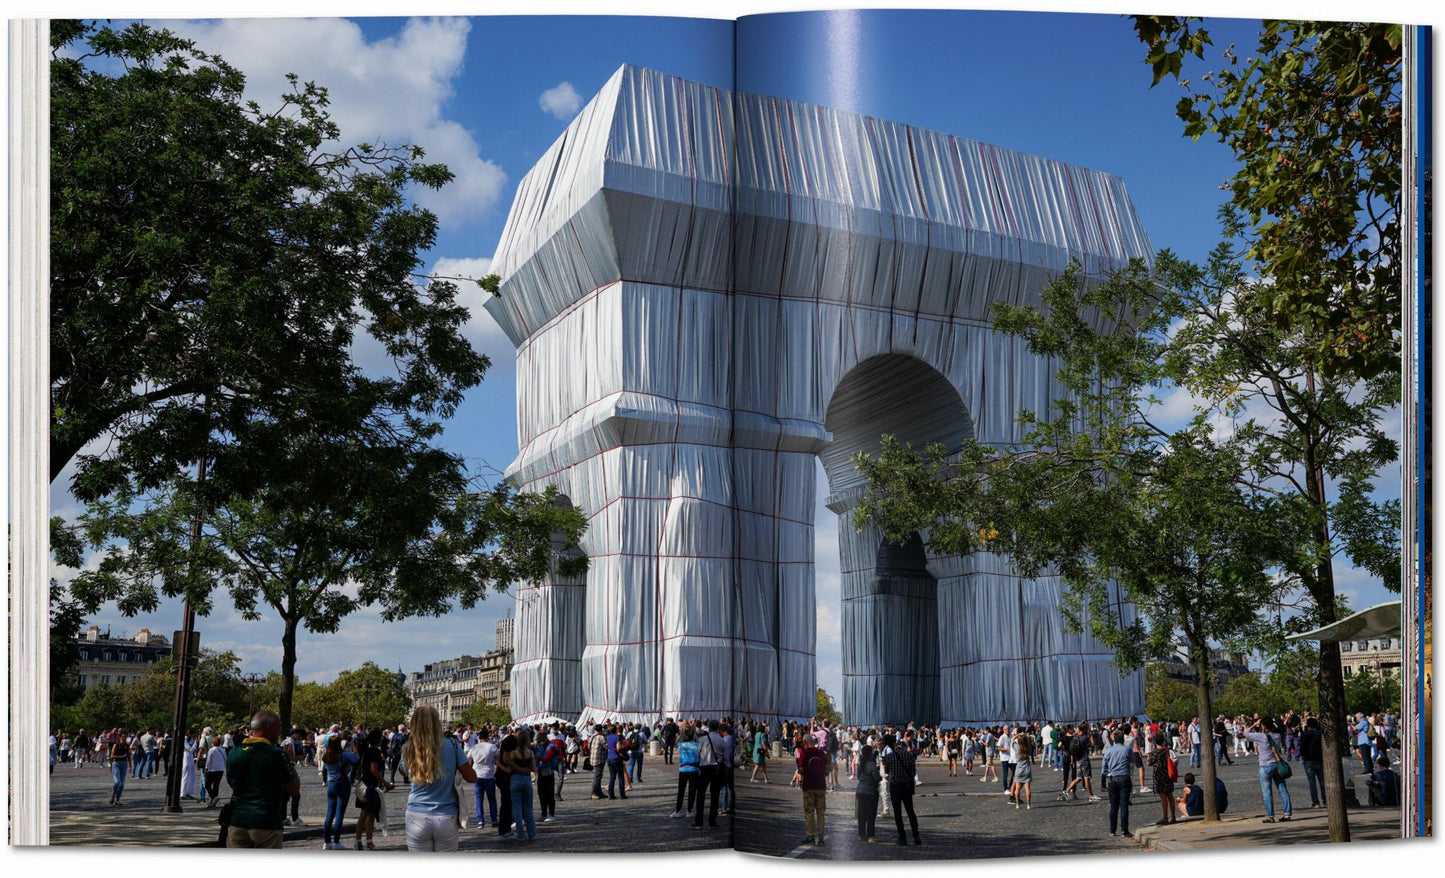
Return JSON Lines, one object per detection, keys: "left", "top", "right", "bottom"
{"left": 205, "top": 746, "right": 228, "bottom": 772}
{"left": 468, "top": 740, "right": 498, "bottom": 780}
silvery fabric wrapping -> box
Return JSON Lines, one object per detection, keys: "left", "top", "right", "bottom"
{"left": 489, "top": 65, "right": 1148, "bottom": 728}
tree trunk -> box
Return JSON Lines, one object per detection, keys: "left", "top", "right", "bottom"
{"left": 1300, "top": 369, "right": 1351, "bottom": 843}
{"left": 1189, "top": 636, "right": 1221, "bottom": 822}
{"left": 278, "top": 618, "right": 299, "bottom": 734}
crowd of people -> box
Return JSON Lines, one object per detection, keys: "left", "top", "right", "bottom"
{"left": 48, "top": 704, "right": 1401, "bottom": 851}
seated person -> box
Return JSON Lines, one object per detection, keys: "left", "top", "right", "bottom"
{"left": 1367, "top": 756, "right": 1400, "bottom": 807}
{"left": 1176, "top": 772, "right": 1229, "bottom": 818}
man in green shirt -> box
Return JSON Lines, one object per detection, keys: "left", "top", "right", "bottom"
{"left": 225, "top": 710, "right": 301, "bottom": 848}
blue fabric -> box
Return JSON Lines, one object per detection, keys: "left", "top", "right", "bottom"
{"left": 406, "top": 738, "right": 465, "bottom": 816}
{"left": 678, "top": 740, "right": 700, "bottom": 772}
{"left": 110, "top": 760, "right": 127, "bottom": 800}
{"left": 510, "top": 773, "right": 536, "bottom": 840}
{"left": 1100, "top": 743, "right": 1131, "bottom": 777}
{"left": 1257, "top": 763, "right": 1292, "bottom": 818}
{"left": 324, "top": 750, "right": 359, "bottom": 784}
{"left": 475, "top": 777, "right": 498, "bottom": 824}
{"left": 324, "top": 778, "right": 350, "bottom": 843}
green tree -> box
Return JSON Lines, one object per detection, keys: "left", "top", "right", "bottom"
{"left": 1130, "top": 17, "right": 1402, "bottom": 379}
{"left": 1144, "top": 664, "right": 1199, "bottom": 724}
{"left": 48, "top": 580, "right": 89, "bottom": 707}
{"left": 61, "top": 682, "right": 131, "bottom": 733}
{"left": 1261, "top": 643, "right": 1322, "bottom": 715}
{"left": 327, "top": 663, "right": 412, "bottom": 729}
{"left": 457, "top": 702, "right": 512, "bottom": 730}
{"left": 124, "top": 649, "right": 250, "bottom": 731}
{"left": 856, "top": 238, "right": 1398, "bottom": 839}
{"left": 815, "top": 687, "right": 841, "bottom": 726}
{"left": 1215, "top": 671, "right": 1270, "bottom": 719}
{"left": 1343, "top": 668, "right": 1401, "bottom": 715}
{"left": 50, "top": 21, "right": 480, "bottom": 497}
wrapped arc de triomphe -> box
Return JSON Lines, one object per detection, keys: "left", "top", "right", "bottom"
{"left": 484, "top": 65, "right": 1148, "bottom": 729}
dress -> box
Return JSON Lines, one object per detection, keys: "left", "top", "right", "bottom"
{"left": 180, "top": 737, "right": 199, "bottom": 798}
{"left": 1148, "top": 749, "right": 1174, "bottom": 795}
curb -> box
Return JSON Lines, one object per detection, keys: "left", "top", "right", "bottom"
{"left": 1132, "top": 824, "right": 1193, "bottom": 851}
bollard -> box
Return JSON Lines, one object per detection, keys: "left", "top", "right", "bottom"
{"left": 648, "top": 739, "right": 661, "bottom": 757}
{"left": 771, "top": 741, "right": 782, "bottom": 759}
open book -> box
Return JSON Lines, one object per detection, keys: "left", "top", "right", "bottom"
{"left": 13, "top": 6, "right": 1430, "bottom": 862}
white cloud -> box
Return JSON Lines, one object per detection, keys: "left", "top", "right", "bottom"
{"left": 167, "top": 17, "right": 505, "bottom": 227}
{"left": 538, "top": 81, "right": 583, "bottom": 120}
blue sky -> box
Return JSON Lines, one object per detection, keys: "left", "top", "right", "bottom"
{"left": 47, "top": 9, "right": 1404, "bottom": 702}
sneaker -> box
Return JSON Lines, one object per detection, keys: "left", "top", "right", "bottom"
{"left": 1140, "top": 787, "right": 1151, "bottom": 793}
{"left": 282, "top": 818, "right": 293, "bottom": 827}
{"left": 815, "top": 837, "right": 825, "bottom": 847}
{"left": 1089, "top": 796, "right": 1102, "bottom": 802}
{"left": 543, "top": 817, "right": 554, "bottom": 824}
{"left": 292, "top": 818, "right": 306, "bottom": 827}
{"left": 803, "top": 836, "right": 815, "bottom": 845}
{"left": 669, "top": 810, "right": 682, "bottom": 818}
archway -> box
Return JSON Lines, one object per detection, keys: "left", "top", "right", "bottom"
{"left": 821, "top": 354, "right": 971, "bottom": 727}
{"left": 510, "top": 493, "right": 587, "bottom": 721}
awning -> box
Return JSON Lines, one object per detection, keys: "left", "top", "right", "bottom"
{"left": 1286, "top": 601, "right": 1402, "bottom": 642}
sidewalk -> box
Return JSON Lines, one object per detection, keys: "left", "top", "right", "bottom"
{"left": 1132, "top": 806, "right": 1402, "bottom": 851}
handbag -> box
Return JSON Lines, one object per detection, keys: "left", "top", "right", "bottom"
{"left": 1266, "top": 736, "right": 1293, "bottom": 780}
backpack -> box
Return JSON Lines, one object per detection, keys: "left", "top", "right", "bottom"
{"left": 1070, "top": 735, "right": 1088, "bottom": 761}
{"left": 802, "top": 749, "right": 829, "bottom": 788}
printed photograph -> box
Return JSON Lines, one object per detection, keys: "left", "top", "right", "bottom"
{"left": 30, "top": 2, "right": 1429, "bottom": 860}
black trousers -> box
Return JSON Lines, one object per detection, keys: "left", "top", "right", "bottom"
{"left": 694, "top": 765, "right": 722, "bottom": 826}
{"left": 856, "top": 792, "right": 878, "bottom": 838}
{"left": 676, "top": 772, "right": 696, "bottom": 812}
{"left": 591, "top": 757, "right": 606, "bottom": 796}
{"left": 890, "top": 782, "right": 918, "bottom": 838}
{"left": 1106, "top": 775, "right": 1131, "bottom": 833}
{"left": 538, "top": 774, "right": 556, "bottom": 818}
{"left": 497, "top": 770, "right": 513, "bottom": 834}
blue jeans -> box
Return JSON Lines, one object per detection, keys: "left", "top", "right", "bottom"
{"left": 510, "top": 774, "right": 536, "bottom": 840}
{"left": 1302, "top": 759, "right": 1325, "bottom": 806}
{"left": 475, "top": 777, "right": 498, "bottom": 825}
{"left": 111, "top": 760, "right": 128, "bottom": 800}
{"left": 325, "top": 779, "right": 350, "bottom": 843}
{"left": 1190, "top": 744, "right": 1201, "bottom": 767}
{"left": 608, "top": 758, "right": 627, "bottom": 797}
{"left": 628, "top": 750, "right": 644, "bottom": 781}
{"left": 1106, "top": 776, "right": 1131, "bottom": 833}
{"left": 1258, "top": 764, "right": 1292, "bottom": 818}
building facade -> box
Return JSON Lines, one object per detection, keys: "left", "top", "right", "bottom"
{"left": 1157, "top": 649, "right": 1252, "bottom": 698}
{"left": 404, "top": 618, "right": 517, "bottom": 724}
{"left": 1341, "top": 637, "right": 1403, "bottom": 679}
{"left": 72, "top": 625, "right": 172, "bottom": 690}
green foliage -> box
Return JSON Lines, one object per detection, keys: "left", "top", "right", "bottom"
{"left": 1214, "top": 671, "right": 1271, "bottom": 718}
{"left": 457, "top": 701, "right": 512, "bottom": 730}
{"left": 50, "top": 21, "right": 483, "bottom": 495}
{"left": 815, "top": 687, "right": 841, "bottom": 726}
{"left": 1343, "top": 668, "right": 1401, "bottom": 715}
{"left": 327, "top": 663, "right": 412, "bottom": 729}
{"left": 1130, "top": 16, "right": 1402, "bottom": 379}
{"left": 53, "top": 23, "right": 590, "bottom": 734}
{"left": 49, "top": 581, "right": 88, "bottom": 706}
{"left": 1144, "top": 664, "right": 1199, "bottom": 722}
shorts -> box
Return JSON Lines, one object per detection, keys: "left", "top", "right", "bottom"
{"left": 1074, "top": 759, "right": 1093, "bottom": 779}
{"left": 987, "top": 755, "right": 998, "bottom": 766}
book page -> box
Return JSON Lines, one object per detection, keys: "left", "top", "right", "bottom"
{"left": 728, "top": 7, "right": 1426, "bottom": 860}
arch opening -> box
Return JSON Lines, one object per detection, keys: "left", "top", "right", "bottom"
{"left": 820, "top": 354, "right": 970, "bottom": 727}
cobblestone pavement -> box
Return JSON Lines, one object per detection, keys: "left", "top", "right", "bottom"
{"left": 48, "top": 751, "right": 1395, "bottom": 858}
{"left": 48, "top": 757, "right": 729, "bottom": 853}
{"left": 733, "top": 753, "right": 1384, "bottom": 860}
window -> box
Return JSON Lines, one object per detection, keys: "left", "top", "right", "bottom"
{"left": 115, "top": 676, "right": 125, "bottom": 685}
{"left": 100, "top": 675, "right": 110, "bottom": 685}
{"left": 79, "top": 649, "right": 89, "bottom": 660}
{"left": 78, "top": 675, "right": 87, "bottom": 686}
{"left": 1343, "top": 665, "right": 1352, "bottom": 675}
{"left": 1341, "top": 642, "right": 1352, "bottom": 652}
{"left": 119, "top": 652, "right": 129, "bottom": 662}
{"left": 102, "top": 651, "right": 112, "bottom": 661}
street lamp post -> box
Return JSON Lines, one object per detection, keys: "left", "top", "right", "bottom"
{"left": 242, "top": 672, "right": 265, "bottom": 715}
{"left": 164, "top": 454, "right": 207, "bottom": 813}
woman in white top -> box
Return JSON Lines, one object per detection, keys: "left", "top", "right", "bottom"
{"left": 203, "top": 735, "right": 228, "bottom": 806}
